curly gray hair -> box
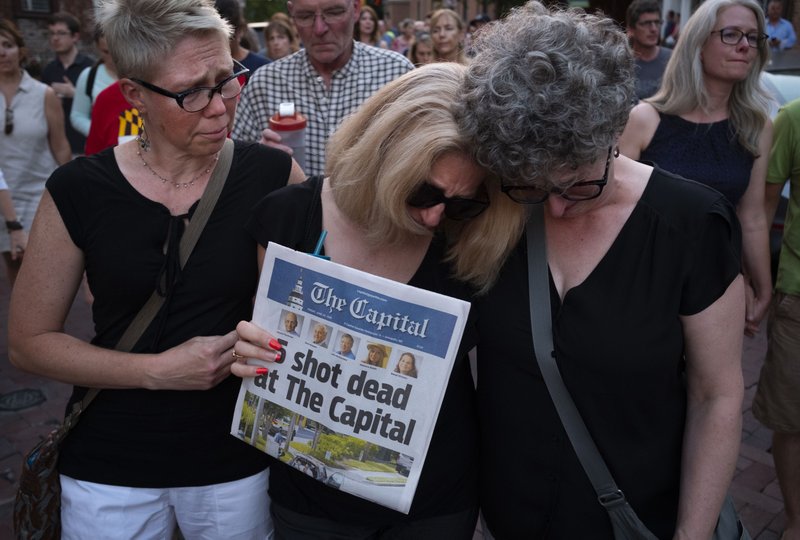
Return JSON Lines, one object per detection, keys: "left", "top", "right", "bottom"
{"left": 456, "top": 1, "right": 634, "bottom": 186}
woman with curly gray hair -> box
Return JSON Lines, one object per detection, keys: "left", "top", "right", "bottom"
{"left": 458, "top": 2, "right": 746, "bottom": 538}
{"left": 619, "top": 0, "right": 773, "bottom": 338}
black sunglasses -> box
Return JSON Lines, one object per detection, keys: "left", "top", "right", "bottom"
{"left": 131, "top": 60, "right": 250, "bottom": 113}
{"left": 4, "top": 108, "right": 12, "bottom": 135}
{"left": 407, "top": 182, "right": 490, "bottom": 220}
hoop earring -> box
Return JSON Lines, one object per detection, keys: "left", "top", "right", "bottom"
{"left": 137, "top": 122, "right": 151, "bottom": 152}
{"left": 613, "top": 147, "right": 620, "bottom": 158}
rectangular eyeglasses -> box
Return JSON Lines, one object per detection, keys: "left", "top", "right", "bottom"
{"left": 501, "top": 147, "right": 613, "bottom": 204}
{"left": 131, "top": 60, "right": 250, "bottom": 113}
{"left": 711, "top": 27, "right": 768, "bottom": 48}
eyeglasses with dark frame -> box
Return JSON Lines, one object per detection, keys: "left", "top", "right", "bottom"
{"left": 4, "top": 108, "right": 12, "bottom": 135}
{"left": 501, "top": 147, "right": 613, "bottom": 204}
{"left": 131, "top": 60, "right": 250, "bottom": 113}
{"left": 406, "top": 182, "right": 490, "bottom": 220}
{"left": 711, "top": 27, "right": 768, "bottom": 48}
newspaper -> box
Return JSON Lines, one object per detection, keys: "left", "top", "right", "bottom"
{"left": 231, "top": 242, "right": 470, "bottom": 514}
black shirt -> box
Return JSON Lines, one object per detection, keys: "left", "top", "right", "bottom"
{"left": 476, "top": 169, "right": 742, "bottom": 539}
{"left": 41, "top": 52, "right": 94, "bottom": 154}
{"left": 47, "top": 141, "right": 291, "bottom": 487}
{"left": 245, "top": 176, "right": 480, "bottom": 525}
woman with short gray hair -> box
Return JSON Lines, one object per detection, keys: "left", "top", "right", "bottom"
{"left": 459, "top": 2, "right": 746, "bottom": 537}
{"left": 9, "top": 0, "right": 301, "bottom": 537}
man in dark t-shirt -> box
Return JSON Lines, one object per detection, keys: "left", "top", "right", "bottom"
{"left": 626, "top": 0, "right": 672, "bottom": 101}
{"left": 41, "top": 12, "right": 94, "bottom": 155}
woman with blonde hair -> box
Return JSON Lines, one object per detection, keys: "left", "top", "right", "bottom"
{"left": 354, "top": 5, "right": 386, "bottom": 48}
{"left": 620, "top": 0, "right": 773, "bottom": 337}
{"left": 430, "top": 9, "right": 467, "bottom": 64}
{"left": 232, "top": 62, "right": 525, "bottom": 537}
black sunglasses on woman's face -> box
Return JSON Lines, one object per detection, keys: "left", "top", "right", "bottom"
{"left": 406, "top": 182, "right": 490, "bottom": 220}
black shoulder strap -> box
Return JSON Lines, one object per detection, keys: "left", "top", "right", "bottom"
{"left": 85, "top": 60, "right": 103, "bottom": 99}
{"left": 525, "top": 205, "right": 658, "bottom": 539}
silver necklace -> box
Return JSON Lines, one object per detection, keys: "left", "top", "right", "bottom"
{"left": 137, "top": 150, "right": 219, "bottom": 189}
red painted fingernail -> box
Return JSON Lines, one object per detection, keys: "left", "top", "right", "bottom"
{"left": 268, "top": 339, "right": 281, "bottom": 350}
{"left": 274, "top": 352, "right": 283, "bottom": 363}
{"left": 256, "top": 368, "right": 268, "bottom": 375}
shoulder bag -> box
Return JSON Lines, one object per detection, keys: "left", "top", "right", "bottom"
{"left": 13, "top": 139, "right": 234, "bottom": 540}
{"left": 524, "top": 204, "right": 749, "bottom": 540}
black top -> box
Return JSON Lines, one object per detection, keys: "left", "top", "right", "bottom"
{"left": 476, "top": 169, "right": 742, "bottom": 539}
{"left": 245, "top": 176, "right": 479, "bottom": 525}
{"left": 640, "top": 113, "right": 754, "bottom": 206}
{"left": 41, "top": 53, "right": 95, "bottom": 154}
{"left": 47, "top": 141, "right": 291, "bottom": 487}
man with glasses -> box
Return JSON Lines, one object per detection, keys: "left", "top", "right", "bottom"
{"left": 41, "top": 12, "right": 94, "bottom": 155}
{"left": 232, "top": 0, "right": 413, "bottom": 176}
{"left": 626, "top": 0, "right": 671, "bottom": 101}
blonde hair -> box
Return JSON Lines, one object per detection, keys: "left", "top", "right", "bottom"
{"left": 326, "top": 63, "right": 525, "bottom": 292}
{"left": 429, "top": 9, "right": 467, "bottom": 64}
{"left": 647, "top": 0, "right": 771, "bottom": 155}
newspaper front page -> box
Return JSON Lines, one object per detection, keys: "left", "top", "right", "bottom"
{"left": 231, "top": 243, "right": 470, "bottom": 514}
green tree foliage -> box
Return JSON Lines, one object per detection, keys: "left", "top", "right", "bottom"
{"left": 313, "top": 434, "right": 365, "bottom": 461}
{"left": 244, "top": 0, "right": 287, "bottom": 24}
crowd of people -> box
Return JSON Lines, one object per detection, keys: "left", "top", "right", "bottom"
{"left": 3, "top": 0, "right": 800, "bottom": 538}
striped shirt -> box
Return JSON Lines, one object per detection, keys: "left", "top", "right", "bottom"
{"left": 232, "top": 41, "right": 413, "bottom": 176}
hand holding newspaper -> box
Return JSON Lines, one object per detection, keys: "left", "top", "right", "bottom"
{"left": 230, "top": 242, "right": 470, "bottom": 513}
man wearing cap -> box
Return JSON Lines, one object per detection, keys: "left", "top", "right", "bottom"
{"left": 232, "top": 0, "right": 413, "bottom": 176}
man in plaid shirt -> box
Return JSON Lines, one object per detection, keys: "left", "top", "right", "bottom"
{"left": 232, "top": 0, "right": 413, "bottom": 176}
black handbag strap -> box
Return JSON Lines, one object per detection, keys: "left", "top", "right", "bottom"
{"left": 525, "top": 205, "right": 656, "bottom": 538}
{"left": 65, "top": 138, "right": 235, "bottom": 422}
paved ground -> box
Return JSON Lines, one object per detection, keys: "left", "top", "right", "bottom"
{"left": 0, "top": 269, "right": 788, "bottom": 539}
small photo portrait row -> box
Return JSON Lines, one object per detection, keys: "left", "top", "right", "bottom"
{"left": 275, "top": 310, "right": 420, "bottom": 378}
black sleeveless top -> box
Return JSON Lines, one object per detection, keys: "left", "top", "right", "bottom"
{"left": 640, "top": 112, "right": 754, "bottom": 205}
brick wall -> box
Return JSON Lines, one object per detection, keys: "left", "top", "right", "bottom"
{"left": 7, "top": 0, "right": 96, "bottom": 75}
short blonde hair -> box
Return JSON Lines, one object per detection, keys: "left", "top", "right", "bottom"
{"left": 96, "top": 0, "right": 231, "bottom": 79}
{"left": 327, "top": 63, "right": 525, "bottom": 292}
